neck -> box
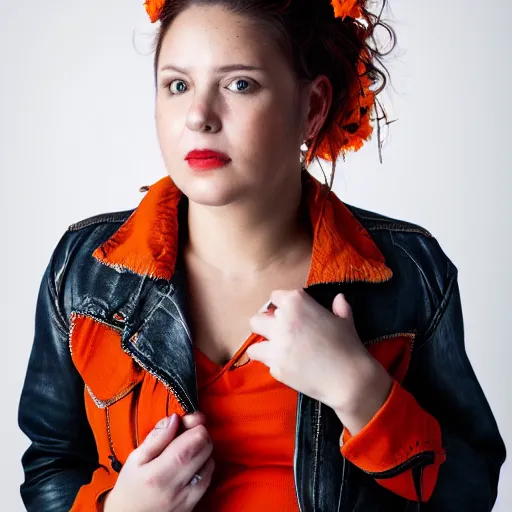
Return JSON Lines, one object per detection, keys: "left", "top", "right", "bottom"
{"left": 184, "top": 173, "right": 312, "bottom": 279}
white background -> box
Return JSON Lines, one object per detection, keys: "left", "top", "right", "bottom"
{"left": 1, "top": 0, "right": 510, "bottom": 509}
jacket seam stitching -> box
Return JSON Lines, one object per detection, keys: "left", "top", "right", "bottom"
{"left": 389, "top": 231, "right": 436, "bottom": 303}
{"left": 49, "top": 306, "right": 68, "bottom": 337}
{"left": 367, "top": 223, "right": 433, "bottom": 237}
{"left": 47, "top": 254, "right": 69, "bottom": 336}
{"left": 363, "top": 331, "right": 416, "bottom": 347}
{"left": 418, "top": 273, "right": 458, "bottom": 350}
{"left": 66, "top": 211, "right": 133, "bottom": 232}
{"left": 352, "top": 211, "right": 433, "bottom": 237}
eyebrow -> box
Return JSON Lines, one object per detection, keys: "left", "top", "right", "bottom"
{"left": 159, "top": 64, "right": 264, "bottom": 74}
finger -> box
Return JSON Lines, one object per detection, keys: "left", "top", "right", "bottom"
{"left": 153, "top": 424, "right": 213, "bottom": 487}
{"left": 332, "top": 293, "right": 353, "bottom": 320}
{"left": 249, "top": 311, "right": 274, "bottom": 338}
{"left": 246, "top": 340, "right": 272, "bottom": 366}
{"left": 183, "top": 457, "right": 216, "bottom": 509}
{"left": 182, "top": 411, "right": 207, "bottom": 431}
{"left": 270, "top": 289, "right": 305, "bottom": 308}
{"left": 134, "top": 414, "right": 180, "bottom": 465}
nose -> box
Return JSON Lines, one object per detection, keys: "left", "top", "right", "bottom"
{"left": 185, "top": 92, "right": 221, "bottom": 134}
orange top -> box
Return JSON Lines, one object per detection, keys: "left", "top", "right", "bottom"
{"left": 193, "top": 333, "right": 300, "bottom": 512}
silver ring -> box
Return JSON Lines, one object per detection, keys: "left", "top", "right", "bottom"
{"left": 189, "top": 473, "right": 202, "bottom": 486}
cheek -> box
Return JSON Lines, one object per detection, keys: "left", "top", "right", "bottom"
{"left": 156, "top": 101, "right": 177, "bottom": 138}
{"left": 155, "top": 101, "right": 185, "bottom": 159}
{"left": 235, "top": 95, "right": 300, "bottom": 154}
{"left": 155, "top": 106, "right": 169, "bottom": 145}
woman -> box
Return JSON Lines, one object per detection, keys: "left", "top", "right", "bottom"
{"left": 18, "top": 0, "right": 506, "bottom": 511}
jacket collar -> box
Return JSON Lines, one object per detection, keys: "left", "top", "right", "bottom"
{"left": 92, "top": 171, "right": 393, "bottom": 286}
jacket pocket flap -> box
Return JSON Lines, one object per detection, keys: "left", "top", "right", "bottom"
{"left": 69, "top": 312, "right": 143, "bottom": 408}
{"left": 365, "top": 332, "right": 416, "bottom": 384}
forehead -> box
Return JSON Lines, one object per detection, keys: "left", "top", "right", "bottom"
{"left": 158, "top": 5, "right": 287, "bottom": 72}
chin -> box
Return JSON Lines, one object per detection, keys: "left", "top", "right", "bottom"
{"left": 172, "top": 168, "right": 245, "bottom": 207}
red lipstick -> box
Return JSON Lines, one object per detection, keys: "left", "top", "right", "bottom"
{"left": 185, "top": 149, "right": 231, "bottom": 171}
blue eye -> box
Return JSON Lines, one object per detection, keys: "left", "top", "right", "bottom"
{"left": 227, "top": 79, "right": 251, "bottom": 92}
{"left": 169, "top": 80, "right": 187, "bottom": 94}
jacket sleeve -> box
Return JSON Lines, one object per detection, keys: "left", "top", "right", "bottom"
{"left": 18, "top": 242, "right": 117, "bottom": 511}
{"left": 411, "top": 271, "right": 506, "bottom": 508}
{"left": 339, "top": 268, "right": 506, "bottom": 508}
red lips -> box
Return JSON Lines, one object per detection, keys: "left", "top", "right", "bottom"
{"left": 185, "top": 149, "right": 231, "bottom": 171}
{"left": 185, "top": 149, "right": 230, "bottom": 160}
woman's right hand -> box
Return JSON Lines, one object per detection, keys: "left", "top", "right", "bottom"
{"left": 103, "top": 412, "right": 214, "bottom": 512}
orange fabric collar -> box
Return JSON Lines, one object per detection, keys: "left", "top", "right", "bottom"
{"left": 92, "top": 172, "right": 393, "bottom": 285}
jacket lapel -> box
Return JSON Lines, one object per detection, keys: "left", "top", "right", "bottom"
{"left": 90, "top": 170, "right": 394, "bottom": 415}
{"left": 92, "top": 170, "right": 393, "bottom": 286}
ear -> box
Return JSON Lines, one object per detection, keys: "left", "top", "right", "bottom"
{"left": 303, "top": 75, "right": 332, "bottom": 141}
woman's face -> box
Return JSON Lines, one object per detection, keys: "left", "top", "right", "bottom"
{"left": 155, "top": 5, "right": 316, "bottom": 207}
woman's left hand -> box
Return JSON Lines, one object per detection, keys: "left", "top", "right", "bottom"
{"left": 246, "top": 290, "right": 393, "bottom": 434}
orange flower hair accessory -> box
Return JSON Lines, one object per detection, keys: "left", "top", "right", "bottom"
{"left": 143, "top": 0, "right": 364, "bottom": 23}
{"left": 302, "top": 0, "right": 378, "bottom": 164}
{"left": 144, "top": 0, "right": 165, "bottom": 23}
{"left": 331, "top": 0, "right": 363, "bottom": 20}
{"left": 306, "top": 56, "right": 375, "bottom": 165}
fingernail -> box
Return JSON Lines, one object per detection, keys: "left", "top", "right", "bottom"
{"left": 155, "top": 414, "right": 177, "bottom": 429}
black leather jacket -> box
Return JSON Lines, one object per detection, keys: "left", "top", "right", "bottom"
{"left": 19, "top": 198, "right": 506, "bottom": 511}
